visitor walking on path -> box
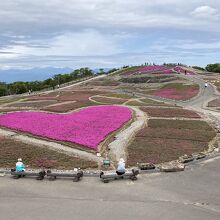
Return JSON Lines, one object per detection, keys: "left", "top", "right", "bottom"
{"left": 205, "top": 82, "right": 208, "bottom": 88}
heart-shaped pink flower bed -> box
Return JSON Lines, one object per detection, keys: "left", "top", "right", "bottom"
{"left": 0, "top": 106, "right": 132, "bottom": 150}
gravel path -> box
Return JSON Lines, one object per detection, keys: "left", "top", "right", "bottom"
{"left": 134, "top": 74, "right": 220, "bottom": 129}
{"left": 108, "top": 106, "right": 148, "bottom": 161}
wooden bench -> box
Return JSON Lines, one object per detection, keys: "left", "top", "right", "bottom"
{"left": 100, "top": 168, "right": 139, "bottom": 183}
{"left": 46, "top": 170, "right": 83, "bottom": 182}
{"left": 11, "top": 169, "right": 46, "bottom": 180}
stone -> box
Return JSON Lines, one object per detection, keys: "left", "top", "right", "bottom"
{"left": 193, "top": 153, "right": 206, "bottom": 160}
{"left": 160, "top": 161, "right": 185, "bottom": 172}
{"left": 179, "top": 154, "right": 194, "bottom": 163}
{"left": 137, "top": 163, "right": 155, "bottom": 170}
{"left": 0, "top": 172, "right": 5, "bottom": 177}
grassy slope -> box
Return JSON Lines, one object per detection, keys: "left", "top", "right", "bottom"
{"left": 127, "top": 119, "right": 215, "bottom": 166}
{"left": 0, "top": 136, "right": 98, "bottom": 169}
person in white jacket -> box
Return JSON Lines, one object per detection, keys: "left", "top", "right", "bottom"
{"left": 116, "top": 158, "right": 125, "bottom": 175}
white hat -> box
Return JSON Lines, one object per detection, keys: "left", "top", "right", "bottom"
{"left": 119, "top": 158, "right": 125, "bottom": 163}
{"left": 18, "top": 158, "right": 22, "bottom": 162}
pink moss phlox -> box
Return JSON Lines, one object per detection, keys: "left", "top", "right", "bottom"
{"left": 151, "top": 87, "right": 198, "bottom": 100}
{"left": 174, "top": 66, "right": 196, "bottom": 75}
{"left": 0, "top": 106, "right": 132, "bottom": 150}
{"left": 124, "top": 66, "right": 173, "bottom": 76}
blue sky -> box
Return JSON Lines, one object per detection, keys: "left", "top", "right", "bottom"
{"left": 0, "top": 0, "right": 220, "bottom": 72}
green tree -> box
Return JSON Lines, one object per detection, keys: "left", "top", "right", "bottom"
{"left": 192, "top": 66, "right": 205, "bottom": 71}
{"left": 206, "top": 63, "right": 220, "bottom": 73}
{"left": 0, "top": 82, "right": 8, "bottom": 96}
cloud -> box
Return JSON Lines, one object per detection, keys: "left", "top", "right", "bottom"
{"left": 0, "top": 0, "right": 219, "bottom": 33}
{"left": 191, "top": 5, "right": 219, "bottom": 19}
{"left": 0, "top": 30, "right": 126, "bottom": 58}
{"left": 0, "top": 0, "right": 220, "bottom": 70}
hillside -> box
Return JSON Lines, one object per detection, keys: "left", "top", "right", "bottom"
{"left": 0, "top": 64, "right": 219, "bottom": 170}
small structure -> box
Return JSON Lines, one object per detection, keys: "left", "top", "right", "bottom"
{"left": 137, "top": 163, "right": 155, "bottom": 170}
{"left": 159, "top": 161, "right": 185, "bottom": 172}
{"left": 103, "top": 159, "right": 111, "bottom": 168}
{"left": 11, "top": 169, "right": 46, "bottom": 180}
{"left": 100, "top": 168, "right": 139, "bottom": 183}
{"left": 46, "top": 169, "right": 83, "bottom": 182}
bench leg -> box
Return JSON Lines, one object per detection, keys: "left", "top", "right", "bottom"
{"left": 36, "top": 176, "right": 44, "bottom": 180}
{"left": 130, "top": 175, "right": 137, "bottom": 181}
{"left": 73, "top": 177, "right": 80, "bottom": 182}
{"left": 103, "top": 179, "right": 109, "bottom": 183}
{"left": 13, "top": 175, "right": 21, "bottom": 179}
{"left": 49, "top": 176, "right": 56, "bottom": 181}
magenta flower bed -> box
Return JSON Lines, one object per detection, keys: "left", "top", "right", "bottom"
{"left": 0, "top": 106, "right": 132, "bottom": 149}
{"left": 152, "top": 69, "right": 174, "bottom": 74}
{"left": 174, "top": 66, "right": 196, "bottom": 75}
{"left": 123, "top": 66, "right": 172, "bottom": 76}
{"left": 151, "top": 88, "right": 199, "bottom": 100}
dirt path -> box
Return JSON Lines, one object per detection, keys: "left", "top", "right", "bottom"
{"left": 45, "top": 100, "right": 76, "bottom": 107}
{"left": 57, "top": 75, "right": 106, "bottom": 91}
{"left": 108, "top": 106, "right": 148, "bottom": 161}
{"left": 123, "top": 98, "right": 142, "bottom": 105}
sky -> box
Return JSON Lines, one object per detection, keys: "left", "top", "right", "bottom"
{"left": 0, "top": 0, "right": 220, "bottom": 74}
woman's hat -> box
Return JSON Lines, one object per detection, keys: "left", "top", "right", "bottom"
{"left": 119, "top": 158, "right": 125, "bottom": 163}
{"left": 18, "top": 158, "right": 22, "bottom": 162}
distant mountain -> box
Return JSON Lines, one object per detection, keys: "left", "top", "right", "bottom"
{"left": 0, "top": 67, "right": 73, "bottom": 83}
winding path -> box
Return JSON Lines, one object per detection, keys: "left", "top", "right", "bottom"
{"left": 129, "top": 73, "right": 220, "bottom": 126}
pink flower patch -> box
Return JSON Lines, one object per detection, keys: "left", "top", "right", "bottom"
{"left": 174, "top": 66, "right": 196, "bottom": 75}
{"left": 123, "top": 66, "right": 173, "bottom": 76}
{"left": 151, "top": 88, "right": 199, "bottom": 100}
{"left": 0, "top": 106, "right": 132, "bottom": 149}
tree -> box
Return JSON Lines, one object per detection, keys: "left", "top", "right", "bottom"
{"left": 0, "top": 82, "right": 7, "bottom": 96}
{"left": 206, "top": 63, "right": 220, "bottom": 73}
{"left": 97, "top": 68, "right": 105, "bottom": 75}
{"left": 8, "top": 82, "right": 27, "bottom": 94}
{"left": 192, "top": 66, "right": 205, "bottom": 71}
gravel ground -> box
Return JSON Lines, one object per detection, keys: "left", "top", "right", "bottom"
{"left": 108, "top": 106, "right": 148, "bottom": 161}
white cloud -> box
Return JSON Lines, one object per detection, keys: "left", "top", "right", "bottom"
{"left": 0, "top": 0, "right": 220, "bottom": 33}
{"left": 191, "top": 5, "right": 218, "bottom": 19}
{"left": 0, "top": 0, "right": 220, "bottom": 70}
{"left": 0, "top": 30, "right": 126, "bottom": 58}
{"left": 177, "top": 41, "right": 220, "bottom": 50}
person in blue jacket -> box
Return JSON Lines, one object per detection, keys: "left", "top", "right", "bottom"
{"left": 16, "top": 158, "right": 26, "bottom": 172}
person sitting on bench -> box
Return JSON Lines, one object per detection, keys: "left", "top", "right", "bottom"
{"left": 16, "top": 158, "right": 26, "bottom": 172}
{"left": 116, "top": 158, "right": 125, "bottom": 175}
